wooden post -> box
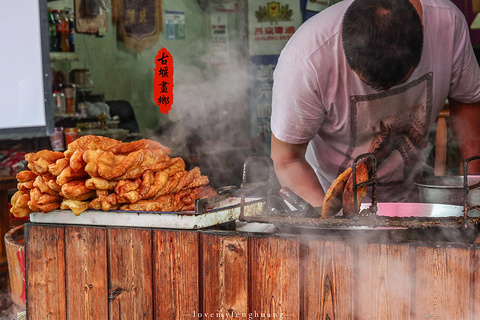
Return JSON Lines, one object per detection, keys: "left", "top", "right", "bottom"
{"left": 153, "top": 230, "right": 200, "bottom": 320}
{"left": 356, "top": 242, "right": 410, "bottom": 319}
{"left": 25, "top": 224, "right": 67, "bottom": 320}
{"left": 249, "top": 236, "right": 300, "bottom": 320}
{"left": 65, "top": 226, "right": 108, "bottom": 320}
{"left": 202, "top": 232, "right": 248, "bottom": 318}
{"left": 414, "top": 245, "right": 471, "bottom": 319}
{"left": 108, "top": 227, "right": 153, "bottom": 320}
{"left": 302, "top": 238, "right": 354, "bottom": 319}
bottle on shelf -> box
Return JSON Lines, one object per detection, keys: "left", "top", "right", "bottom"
{"left": 52, "top": 9, "right": 62, "bottom": 52}
{"left": 60, "top": 10, "right": 70, "bottom": 53}
{"left": 66, "top": 10, "right": 75, "bottom": 52}
{"left": 47, "top": 9, "right": 57, "bottom": 51}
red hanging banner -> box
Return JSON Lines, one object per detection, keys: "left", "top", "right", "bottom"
{"left": 153, "top": 48, "right": 174, "bottom": 114}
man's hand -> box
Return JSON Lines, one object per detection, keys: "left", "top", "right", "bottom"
{"left": 449, "top": 98, "right": 480, "bottom": 174}
{"left": 270, "top": 134, "right": 325, "bottom": 206}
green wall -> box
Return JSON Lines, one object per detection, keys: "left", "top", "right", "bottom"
{"left": 49, "top": 0, "right": 249, "bottom": 146}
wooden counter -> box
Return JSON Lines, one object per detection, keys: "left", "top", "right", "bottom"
{"left": 25, "top": 223, "right": 480, "bottom": 320}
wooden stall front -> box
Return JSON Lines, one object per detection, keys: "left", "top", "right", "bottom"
{"left": 25, "top": 223, "right": 480, "bottom": 320}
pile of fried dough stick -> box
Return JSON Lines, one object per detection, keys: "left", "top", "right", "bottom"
{"left": 11, "top": 135, "right": 216, "bottom": 217}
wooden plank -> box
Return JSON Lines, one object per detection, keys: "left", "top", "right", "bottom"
{"left": 25, "top": 224, "right": 66, "bottom": 320}
{"left": 202, "top": 232, "right": 248, "bottom": 318}
{"left": 108, "top": 227, "right": 153, "bottom": 320}
{"left": 302, "top": 238, "right": 354, "bottom": 320}
{"left": 250, "top": 236, "right": 300, "bottom": 320}
{"left": 473, "top": 246, "right": 480, "bottom": 319}
{"left": 153, "top": 230, "right": 199, "bottom": 320}
{"left": 65, "top": 226, "right": 108, "bottom": 320}
{"left": 356, "top": 243, "right": 410, "bottom": 319}
{"left": 414, "top": 245, "right": 470, "bottom": 319}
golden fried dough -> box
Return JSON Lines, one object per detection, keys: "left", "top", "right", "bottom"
{"left": 13, "top": 136, "right": 216, "bottom": 215}
{"left": 17, "top": 180, "right": 34, "bottom": 192}
{"left": 29, "top": 187, "right": 63, "bottom": 205}
{"left": 343, "top": 163, "right": 369, "bottom": 218}
{"left": 29, "top": 202, "right": 60, "bottom": 213}
{"left": 69, "top": 149, "right": 87, "bottom": 172}
{"left": 48, "top": 158, "right": 70, "bottom": 176}
{"left": 11, "top": 190, "right": 27, "bottom": 206}
{"left": 322, "top": 167, "right": 352, "bottom": 218}
{"left": 64, "top": 135, "right": 121, "bottom": 158}
{"left": 85, "top": 177, "right": 117, "bottom": 190}
{"left": 61, "top": 180, "right": 96, "bottom": 201}
{"left": 61, "top": 199, "right": 90, "bottom": 216}
{"left": 33, "top": 175, "right": 59, "bottom": 195}
{"left": 25, "top": 150, "right": 64, "bottom": 175}
{"left": 10, "top": 190, "right": 31, "bottom": 218}
{"left": 120, "top": 194, "right": 182, "bottom": 212}
{"left": 109, "top": 139, "right": 172, "bottom": 155}
{"left": 16, "top": 170, "right": 37, "bottom": 183}
{"left": 10, "top": 206, "right": 32, "bottom": 218}
{"left": 56, "top": 166, "right": 88, "bottom": 186}
{"left": 97, "top": 149, "right": 170, "bottom": 180}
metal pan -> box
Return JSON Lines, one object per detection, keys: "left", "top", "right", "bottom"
{"left": 415, "top": 175, "right": 480, "bottom": 206}
{"left": 364, "top": 202, "right": 480, "bottom": 218}
{"left": 268, "top": 202, "right": 480, "bottom": 243}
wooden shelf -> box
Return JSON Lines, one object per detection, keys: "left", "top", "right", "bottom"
{"left": 50, "top": 52, "right": 78, "bottom": 62}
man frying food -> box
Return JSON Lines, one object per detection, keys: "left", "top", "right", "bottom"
{"left": 270, "top": 0, "right": 480, "bottom": 207}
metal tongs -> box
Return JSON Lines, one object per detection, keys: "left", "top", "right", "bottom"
{"left": 462, "top": 156, "right": 480, "bottom": 227}
{"left": 194, "top": 185, "right": 238, "bottom": 214}
{"left": 268, "top": 187, "right": 317, "bottom": 217}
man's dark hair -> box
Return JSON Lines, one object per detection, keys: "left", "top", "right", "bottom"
{"left": 342, "top": 0, "right": 423, "bottom": 90}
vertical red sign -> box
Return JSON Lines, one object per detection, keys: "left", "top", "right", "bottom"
{"left": 154, "top": 48, "right": 174, "bottom": 114}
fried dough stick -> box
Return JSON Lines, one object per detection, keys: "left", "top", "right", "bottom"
{"left": 321, "top": 167, "right": 352, "bottom": 218}
{"left": 83, "top": 149, "right": 104, "bottom": 177}
{"left": 16, "top": 170, "right": 37, "bottom": 183}
{"left": 109, "top": 139, "right": 172, "bottom": 155}
{"left": 48, "top": 158, "right": 70, "bottom": 176}
{"left": 120, "top": 186, "right": 216, "bottom": 212}
{"left": 64, "top": 135, "right": 121, "bottom": 158}
{"left": 97, "top": 149, "right": 171, "bottom": 180}
{"left": 10, "top": 190, "right": 32, "bottom": 218}
{"left": 85, "top": 177, "right": 117, "bottom": 190}
{"left": 61, "top": 180, "right": 96, "bottom": 201}
{"left": 61, "top": 199, "right": 90, "bottom": 216}
{"left": 25, "top": 150, "right": 65, "bottom": 175}
{"left": 343, "top": 162, "right": 369, "bottom": 218}
{"left": 56, "top": 166, "right": 88, "bottom": 186}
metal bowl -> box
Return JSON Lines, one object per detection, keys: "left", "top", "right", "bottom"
{"left": 415, "top": 175, "right": 480, "bottom": 206}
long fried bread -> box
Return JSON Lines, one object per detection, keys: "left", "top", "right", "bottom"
{"left": 322, "top": 167, "right": 352, "bottom": 218}
{"left": 342, "top": 163, "right": 369, "bottom": 218}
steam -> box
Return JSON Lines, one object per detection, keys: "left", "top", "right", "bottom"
{"left": 151, "top": 38, "right": 254, "bottom": 187}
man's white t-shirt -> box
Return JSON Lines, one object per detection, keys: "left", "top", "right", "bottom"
{"left": 271, "top": 0, "right": 480, "bottom": 202}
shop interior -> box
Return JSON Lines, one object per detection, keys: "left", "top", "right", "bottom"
{"left": 0, "top": 0, "right": 479, "bottom": 317}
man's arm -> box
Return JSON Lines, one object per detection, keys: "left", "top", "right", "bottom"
{"left": 270, "top": 134, "right": 325, "bottom": 206}
{"left": 449, "top": 98, "right": 480, "bottom": 174}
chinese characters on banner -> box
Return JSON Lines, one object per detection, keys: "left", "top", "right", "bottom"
{"left": 113, "top": 0, "right": 163, "bottom": 52}
{"left": 154, "top": 48, "right": 174, "bottom": 114}
{"left": 248, "top": 0, "right": 302, "bottom": 56}
{"left": 248, "top": 0, "right": 302, "bottom": 153}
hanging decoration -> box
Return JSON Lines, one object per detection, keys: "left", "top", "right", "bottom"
{"left": 75, "top": 0, "right": 108, "bottom": 35}
{"left": 153, "top": 48, "right": 174, "bottom": 114}
{"left": 112, "top": 0, "right": 163, "bottom": 52}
